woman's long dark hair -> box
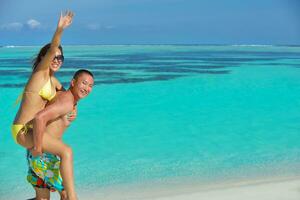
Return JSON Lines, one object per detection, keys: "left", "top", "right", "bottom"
{"left": 32, "top": 43, "right": 63, "bottom": 71}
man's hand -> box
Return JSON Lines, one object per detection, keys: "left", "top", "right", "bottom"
{"left": 30, "top": 147, "right": 43, "bottom": 157}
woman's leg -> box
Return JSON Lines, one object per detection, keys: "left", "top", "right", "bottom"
{"left": 40, "top": 133, "right": 77, "bottom": 200}
{"left": 17, "top": 128, "right": 34, "bottom": 149}
{"left": 34, "top": 187, "right": 50, "bottom": 200}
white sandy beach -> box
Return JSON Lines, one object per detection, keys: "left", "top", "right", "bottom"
{"left": 78, "top": 176, "right": 300, "bottom": 200}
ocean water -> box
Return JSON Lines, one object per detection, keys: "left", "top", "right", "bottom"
{"left": 1, "top": 45, "right": 300, "bottom": 198}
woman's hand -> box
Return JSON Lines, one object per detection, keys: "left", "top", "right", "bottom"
{"left": 58, "top": 10, "right": 74, "bottom": 30}
{"left": 67, "top": 106, "right": 77, "bottom": 122}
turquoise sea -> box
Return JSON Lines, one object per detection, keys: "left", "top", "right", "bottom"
{"left": 1, "top": 45, "right": 300, "bottom": 199}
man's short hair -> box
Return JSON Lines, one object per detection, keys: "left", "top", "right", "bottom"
{"left": 73, "top": 69, "right": 94, "bottom": 80}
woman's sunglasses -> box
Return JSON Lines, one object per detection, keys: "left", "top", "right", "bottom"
{"left": 53, "top": 55, "right": 64, "bottom": 62}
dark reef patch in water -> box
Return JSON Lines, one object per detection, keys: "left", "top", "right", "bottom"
{"left": 94, "top": 74, "right": 186, "bottom": 84}
{"left": 0, "top": 70, "right": 30, "bottom": 77}
{"left": 142, "top": 67, "right": 230, "bottom": 74}
{"left": 0, "top": 83, "right": 25, "bottom": 88}
{"left": 56, "top": 70, "right": 128, "bottom": 77}
{"left": 0, "top": 58, "right": 30, "bottom": 65}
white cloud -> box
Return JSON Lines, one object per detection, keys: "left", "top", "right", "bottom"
{"left": 26, "top": 19, "right": 41, "bottom": 29}
{"left": 87, "top": 23, "right": 100, "bottom": 30}
{"left": 105, "top": 25, "right": 115, "bottom": 30}
{"left": 0, "top": 22, "right": 23, "bottom": 31}
{"left": 87, "top": 23, "right": 115, "bottom": 31}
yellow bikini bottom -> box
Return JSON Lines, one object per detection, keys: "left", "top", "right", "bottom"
{"left": 11, "top": 124, "right": 33, "bottom": 144}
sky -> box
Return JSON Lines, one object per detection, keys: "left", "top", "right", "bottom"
{"left": 0, "top": 0, "right": 299, "bottom": 45}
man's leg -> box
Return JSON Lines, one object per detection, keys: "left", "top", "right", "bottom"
{"left": 59, "top": 190, "right": 68, "bottom": 200}
{"left": 34, "top": 187, "right": 50, "bottom": 200}
{"left": 27, "top": 151, "right": 51, "bottom": 200}
{"left": 27, "top": 150, "right": 65, "bottom": 200}
{"left": 23, "top": 130, "right": 76, "bottom": 199}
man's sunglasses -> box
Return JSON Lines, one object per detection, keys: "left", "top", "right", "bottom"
{"left": 53, "top": 55, "right": 64, "bottom": 62}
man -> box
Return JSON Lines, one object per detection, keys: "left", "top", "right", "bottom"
{"left": 27, "top": 69, "right": 94, "bottom": 200}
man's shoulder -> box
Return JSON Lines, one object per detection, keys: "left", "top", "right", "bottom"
{"left": 54, "top": 91, "right": 74, "bottom": 106}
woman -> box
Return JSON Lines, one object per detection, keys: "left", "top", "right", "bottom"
{"left": 11, "top": 11, "right": 78, "bottom": 200}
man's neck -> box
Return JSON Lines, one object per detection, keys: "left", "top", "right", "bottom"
{"left": 66, "top": 89, "right": 79, "bottom": 106}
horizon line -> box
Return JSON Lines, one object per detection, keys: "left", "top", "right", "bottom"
{"left": 1, "top": 43, "right": 300, "bottom": 47}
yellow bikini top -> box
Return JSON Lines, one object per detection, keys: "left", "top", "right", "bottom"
{"left": 38, "top": 78, "right": 56, "bottom": 101}
{"left": 14, "top": 79, "right": 56, "bottom": 106}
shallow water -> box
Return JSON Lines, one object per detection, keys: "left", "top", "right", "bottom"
{"left": 1, "top": 45, "right": 300, "bottom": 198}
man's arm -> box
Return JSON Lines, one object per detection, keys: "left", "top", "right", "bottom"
{"left": 31, "top": 96, "right": 72, "bottom": 156}
{"left": 52, "top": 76, "right": 65, "bottom": 91}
